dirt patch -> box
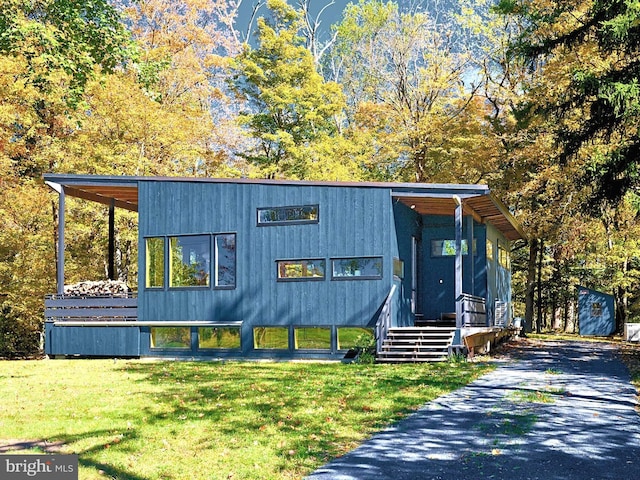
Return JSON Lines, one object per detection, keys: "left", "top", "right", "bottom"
{"left": 0, "top": 439, "right": 66, "bottom": 453}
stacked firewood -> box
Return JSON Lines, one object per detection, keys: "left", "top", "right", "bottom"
{"left": 63, "top": 280, "right": 130, "bottom": 296}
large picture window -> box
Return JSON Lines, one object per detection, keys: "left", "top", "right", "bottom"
{"left": 331, "top": 257, "right": 383, "bottom": 280}
{"left": 145, "top": 233, "right": 236, "bottom": 290}
{"left": 277, "top": 259, "right": 325, "bottom": 281}
{"left": 257, "top": 205, "right": 319, "bottom": 225}
{"left": 145, "top": 237, "right": 165, "bottom": 288}
{"left": 170, "top": 235, "right": 210, "bottom": 287}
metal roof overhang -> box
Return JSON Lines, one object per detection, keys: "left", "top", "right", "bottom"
{"left": 42, "top": 174, "right": 525, "bottom": 240}
{"left": 392, "top": 192, "right": 526, "bottom": 241}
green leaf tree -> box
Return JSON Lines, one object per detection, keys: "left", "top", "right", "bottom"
{"left": 230, "top": 0, "right": 346, "bottom": 179}
{"left": 0, "top": 0, "right": 133, "bottom": 107}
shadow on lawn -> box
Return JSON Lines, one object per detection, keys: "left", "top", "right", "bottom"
{"left": 113, "top": 361, "right": 491, "bottom": 471}
{"left": 34, "top": 429, "right": 146, "bottom": 480}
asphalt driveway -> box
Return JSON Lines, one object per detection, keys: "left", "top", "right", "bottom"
{"left": 306, "top": 339, "right": 640, "bottom": 480}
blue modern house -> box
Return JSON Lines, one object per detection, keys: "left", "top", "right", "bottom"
{"left": 43, "top": 175, "right": 525, "bottom": 361}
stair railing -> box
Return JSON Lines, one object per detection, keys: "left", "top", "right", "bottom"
{"left": 376, "top": 284, "right": 397, "bottom": 354}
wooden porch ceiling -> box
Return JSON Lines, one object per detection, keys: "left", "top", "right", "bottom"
{"left": 396, "top": 194, "right": 525, "bottom": 241}
{"left": 61, "top": 184, "right": 138, "bottom": 212}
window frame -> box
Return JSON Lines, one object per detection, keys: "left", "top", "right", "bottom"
{"left": 431, "top": 239, "right": 477, "bottom": 257}
{"left": 143, "top": 232, "right": 237, "bottom": 291}
{"left": 336, "top": 327, "right": 375, "bottom": 351}
{"left": 486, "top": 239, "right": 494, "bottom": 261}
{"left": 253, "top": 326, "right": 290, "bottom": 350}
{"left": 294, "top": 326, "right": 332, "bottom": 351}
{"left": 150, "top": 327, "right": 192, "bottom": 350}
{"left": 198, "top": 326, "right": 241, "bottom": 350}
{"left": 169, "top": 234, "right": 211, "bottom": 288}
{"left": 498, "top": 241, "right": 510, "bottom": 269}
{"left": 330, "top": 256, "right": 383, "bottom": 281}
{"left": 214, "top": 233, "right": 237, "bottom": 289}
{"left": 257, "top": 204, "right": 319, "bottom": 226}
{"left": 145, "top": 237, "right": 165, "bottom": 289}
{"left": 276, "top": 258, "right": 326, "bottom": 282}
{"left": 393, "top": 257, "right": 404, "bottom": 279}
{"left": 591, "top": 302, "right": 603, "bottom": 317}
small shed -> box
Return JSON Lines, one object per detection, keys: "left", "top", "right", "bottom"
{"left": 578, "top": 286, "right": 615, "bottom": 336}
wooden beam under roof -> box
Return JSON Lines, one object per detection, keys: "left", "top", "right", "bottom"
{"left": 62, "top": 185, "right": 138, "bottom": 212}
{"left": 395, "top": 192, "right": 525, "bottom": 241}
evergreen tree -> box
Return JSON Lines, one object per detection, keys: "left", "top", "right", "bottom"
{"left": 497, "top": 0, "right": 640, "bottom": 206}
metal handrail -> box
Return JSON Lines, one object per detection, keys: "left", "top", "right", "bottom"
{"left": 376, "top": 284, "right": 397, "bottom": 354}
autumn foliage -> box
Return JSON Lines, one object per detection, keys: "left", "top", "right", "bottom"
{"left": 2, "top": 0, "right": 640, "bottom": 355}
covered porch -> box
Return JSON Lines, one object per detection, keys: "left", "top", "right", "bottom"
{"left": 44, "top": 176, "right": 142, "bottom": 357}
{"left": 376, "top": 186, "right": 525, "bottom": 362}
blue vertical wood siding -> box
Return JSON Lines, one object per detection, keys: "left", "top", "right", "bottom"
{"left": 138, "top": 181, "right": 395, "bottom": 355}
{"left": 45, "top": 323, "right": 140, "bottom": 357}
{"left": 578, "top": 287, "right": 615, "bottom": 336}
{"left": 392, "top": 201, "right": 420, "bottom": 327}
{"left": 486, "top": 223, "right": 512, "bottom": 324}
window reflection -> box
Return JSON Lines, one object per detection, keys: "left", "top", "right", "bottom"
{"left": 170, "top": 235, "right": 210, "bottom": 287}
{"left": 331, "top": 257, "right": 383, "bottom": 279}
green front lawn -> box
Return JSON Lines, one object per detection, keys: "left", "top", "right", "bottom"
{"left": 0, "top": 359, "right": 493, "bottom": 479}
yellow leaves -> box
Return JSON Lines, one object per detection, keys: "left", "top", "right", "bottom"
{"left": 58, "top": 71, "right": 236, "bottom": 178}
{"left": 125, "top": 0, "right": 240, "bottom": 57}
{"left": 0, "top": 180, "right": 54, "bottom": 320}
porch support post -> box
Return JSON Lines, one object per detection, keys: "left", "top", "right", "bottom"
{"left": 108, "top": 198, "right": 115, "bottom": 281}
{"left": 454, "top": 196, "right": 463, "bottom": 328}
{"left": 467, "top": 214, "right": 474, "bottom": 295}
{"left": 57, "top": 187, "right": 66, "bottom": 295}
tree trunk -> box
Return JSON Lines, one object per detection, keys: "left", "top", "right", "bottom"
{"left": 524, "top": 238, "right": 538, "bottom": 334}
{"left": 536, "top": 238, "right": 544, "bottom": 333}
{"left": 550, "top": 248, "right": 562, "bottom": 330}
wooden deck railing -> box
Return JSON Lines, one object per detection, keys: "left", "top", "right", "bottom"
{"left": 44, "top": 293, "right": 137, "bottom": 323}
{"left": 458, "top": 293, "right": 487, "bottom": 327}
{"left": 376, "top": 284, "right": 397, "bottom": 354}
